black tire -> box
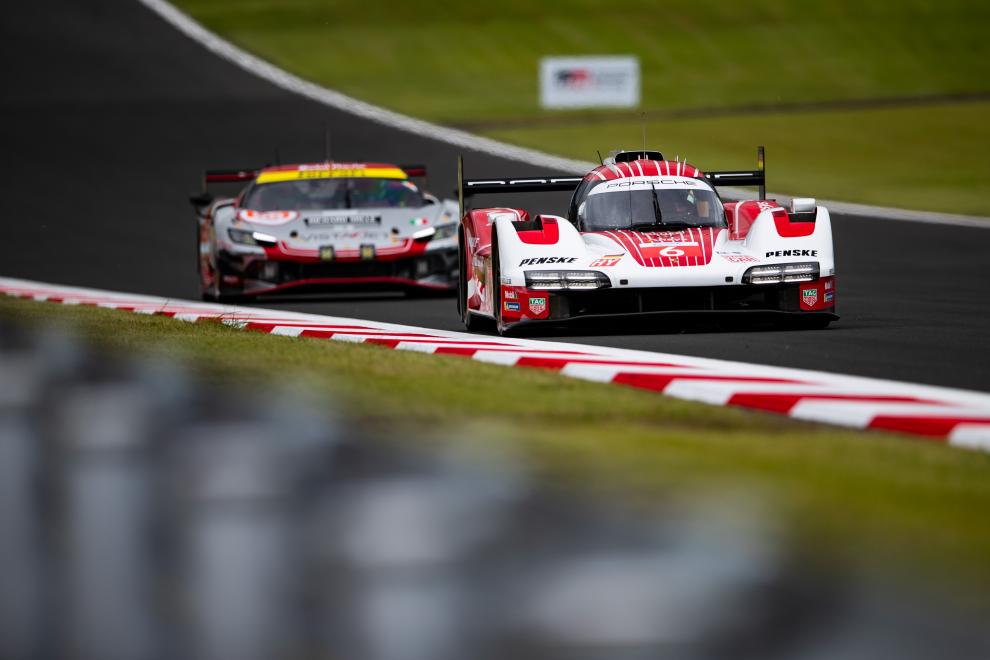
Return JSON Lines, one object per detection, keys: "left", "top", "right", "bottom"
{"left": 491, "top": 227, "right": 510, "bottom": 336}
{"left": 458, "top": 228, "right": 485, "bottom": 331}
{"left": 783, "top": 315, "right": 832, "bottom": 330}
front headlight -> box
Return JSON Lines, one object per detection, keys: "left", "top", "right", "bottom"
{"left": 228, "top": 228, "right": 277, "bottom": 247}
{"left": 433, "top": 223, "right": 457, "bottom": 240}
{"left": 742, "top": 262, "right": 819, "bottom": 284}
{"left": 524, "top": 270, "right": 611, "bottom": 290}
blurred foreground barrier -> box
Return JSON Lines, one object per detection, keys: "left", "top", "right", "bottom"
{"left": 0, "top": 317, "right": 987, "bottom": 660}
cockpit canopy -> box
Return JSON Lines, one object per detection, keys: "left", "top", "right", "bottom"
{"left": 569, "top": 177, "right": 726, "bottom": 232}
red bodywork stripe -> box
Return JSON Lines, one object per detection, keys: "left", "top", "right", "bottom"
{"left": 516, "top": 218, "right": 560, "bottom": 245}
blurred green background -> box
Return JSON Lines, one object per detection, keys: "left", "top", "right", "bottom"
{"left": 175, "top": 0, "right": 990, "bottom": 215}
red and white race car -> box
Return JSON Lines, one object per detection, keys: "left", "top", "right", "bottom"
{"left": 190, "top": 161, "right": 459, "bottom": 301}
{"left": 457, "top": 148, "right": 836, "bottom": 334}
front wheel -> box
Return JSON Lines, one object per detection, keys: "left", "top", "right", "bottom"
{"left": 458, "top": 228, "right": 485, "bottom": 331}
{"left": 491, "top": 228, "right": 511, "bottom": 337}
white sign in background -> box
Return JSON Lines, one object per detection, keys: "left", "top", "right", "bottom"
{"left": 540, "top": 56, "right": 640, "bottom": 109}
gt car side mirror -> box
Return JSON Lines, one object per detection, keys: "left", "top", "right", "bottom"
{"left": 421, "top": 193, "right": 439, "bottom": 205}
{"left": 189, "top": 192, "right": 214, "bottom": 208}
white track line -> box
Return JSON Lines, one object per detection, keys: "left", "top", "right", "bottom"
{"left": 136, "top": 0, "right": 990, "bottom": 229}
{"left": 4, "top": 276, "right": 990, "bottom": 451}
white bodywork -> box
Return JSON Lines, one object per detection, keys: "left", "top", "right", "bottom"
{"left": 494, "top": 177, "right": 834, "bottom": 289}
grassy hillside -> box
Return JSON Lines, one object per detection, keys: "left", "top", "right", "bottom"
{"left": 172, "top": 0, "right": 990, "bottom": 213}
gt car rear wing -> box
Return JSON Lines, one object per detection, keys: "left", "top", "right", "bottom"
{"left": 457, "top": 156, "right": 583, "bottom": 216}
{"left": 704, "top": 146, "right": 766, "bottom": 200}
{"left": 190, "top": 168, "right": 261, "bottom": 209}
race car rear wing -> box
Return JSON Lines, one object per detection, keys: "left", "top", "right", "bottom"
{"left": 189, "top": 167, "right": 261, "bottom": 209}
{"left": 704, "top": 146, "right": 766, "bottom": 200}
{"left": 457, "top": 156, "right": 583, "bottom": 216}
{"left": 457, "top": 146, "right": 768, "bottom": 215}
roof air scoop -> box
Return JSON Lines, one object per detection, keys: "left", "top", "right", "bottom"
{"left": 613, "top": 150, "right": 664, "bottom": 163}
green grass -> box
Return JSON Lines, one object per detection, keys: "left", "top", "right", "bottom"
{"left": 489, "top": 102, "right": 990, "bottom": 213}
{"left": 172, "top": 0, "right": 990, "bottom": 215}
{"left": 5, "top": 295, "right": 990, "bottom": 603}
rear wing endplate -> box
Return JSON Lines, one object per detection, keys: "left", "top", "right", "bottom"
{"left": 704, "top": 146, "right": 766, "bottom": 200}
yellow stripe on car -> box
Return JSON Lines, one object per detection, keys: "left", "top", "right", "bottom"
{"left": 256, "top": 168, "right": 407, "bottom": 184}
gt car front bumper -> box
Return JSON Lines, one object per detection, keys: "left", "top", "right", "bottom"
{"left": 217, "top": 247, "right": 458, "bottom": 295}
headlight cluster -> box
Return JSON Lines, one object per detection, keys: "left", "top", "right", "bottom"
{"left": 228, "top": 228, "right": 277, "bottom": 247}
{"left": 742, "top": 262, "right": 819, "bottom": 284}
{"left": 412, "top": 223, "right": 457, "bottom": 242}
{"left": 433, "top": 223, "right": 458, "bottom": 240}
{"left": 524, "top": 271, "right": 611, "bottom": 290}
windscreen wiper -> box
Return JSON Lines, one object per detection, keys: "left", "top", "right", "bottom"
{"left": 649, "top": 181, "right": 665, "bottom": 227}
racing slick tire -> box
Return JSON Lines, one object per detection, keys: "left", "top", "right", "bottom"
{"left": 490, "top": 227, "right": 512, "bottom": 337}
{"left": 458, "top": 228, "right": 486, "bottom": 331}
{"left": 788, "top": 315, "right": 832, "bottom": 330}
{"left": 200, "top": 242, "right": 251, "bottom": 304}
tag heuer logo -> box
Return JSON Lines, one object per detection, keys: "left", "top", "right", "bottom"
{"left": 802, "top": 288, "right": 818, "bottom": 306}
{"left": 528, "top": 296, "right": 547, "bottom": 315}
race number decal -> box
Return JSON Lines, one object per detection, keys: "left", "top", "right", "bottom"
{"left": 639, "top": 242, "right": 702, "bottom": 259}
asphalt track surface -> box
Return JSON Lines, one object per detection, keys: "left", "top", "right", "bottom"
{"left": 3, "top": 0, "right": 989, "bottom": 391}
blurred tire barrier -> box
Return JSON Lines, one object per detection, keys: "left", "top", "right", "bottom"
{"left": 0, "top": 317, "right": 987, "bottom": 660}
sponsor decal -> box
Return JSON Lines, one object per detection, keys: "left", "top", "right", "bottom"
{"left": 409, "top": 217, "right": 430, "bottom": 226}
{"left": 604, "top": 179, "right": 697, "bottom": 189}
{"left": 504, "top": 288, "right": 517, "bottom": 300}
{"left": 639, "top": 242, "right": 702, "bottom": 259}
{"left": 540, "top": 56, "right": 639, "bottom": 109}
{"left": 256, "top": 167, "right": 406, "bottom": 183}
{"left": 504, "top": 301, "right": 520, "bottom": 312}
{"left": 765, "top": 249, "right": 818, "bottom": 258}
{"left": 528, "top": 296, "right": 547, "bottom": 315}
{"left": 825, "top": 279, "right": 833, "bottom": 290}
{"left": 319, "top": 245, "right": 335, "bottom": 262}
{"left": 802, "top": 287, "right": 819, "bottom": 307}
{"left": 305, "top": 214, "right": 381, "bottom": 226}
{"left": 519, "top": 256, "right": 578, "bottom": 266}
{"left": 721, "top": 254, "right": 758, "bottom": 263}
{"left": 298, "top": 230, "right": 383, "bottom": 242}
{"left": 359, "top": 244, "right": 376, "bottom": 260}
{"left": 590, "top": 254, "right": 623, "bottom": 267}
{"left": 825, "top": 291, "right": 834, "bottom": 303}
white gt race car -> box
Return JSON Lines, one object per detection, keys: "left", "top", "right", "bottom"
{"left": 457, "top": 148, "right": 836, "bottom": 334}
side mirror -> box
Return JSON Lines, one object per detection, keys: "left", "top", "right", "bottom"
{"left": 421, "top": 193, "right": 439, "bottom": 206}
{"left": 189, "top": 192, "right": 214, "bottom": 208}
{"left": 790, "top": 197, "right": 817, "bottom": 215}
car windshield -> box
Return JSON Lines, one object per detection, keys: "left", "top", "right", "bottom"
{"left": 577, "top": 184, "right": 725, "bottom": 231}
{"left": 243, "top": 178, "right": 423, "bottom": 211}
